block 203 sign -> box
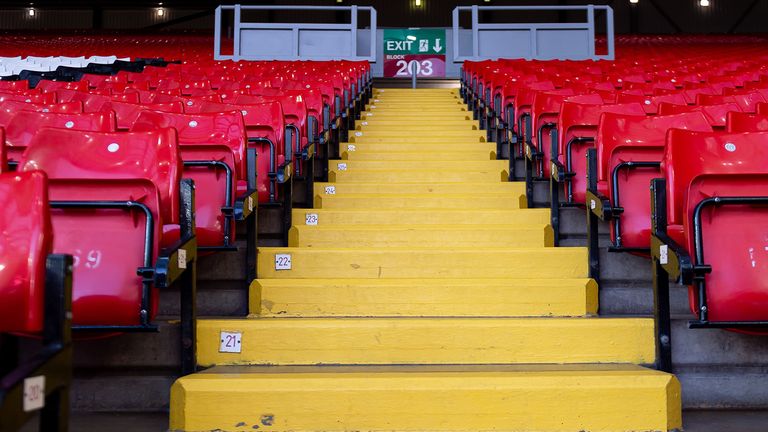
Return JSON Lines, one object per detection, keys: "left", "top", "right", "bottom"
{"left": 383, "top": 29, "right": 446, "bottom": 78}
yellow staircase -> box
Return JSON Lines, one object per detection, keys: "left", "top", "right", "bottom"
{"left": 170, "top": 88, "right": 681, "bottom": 432}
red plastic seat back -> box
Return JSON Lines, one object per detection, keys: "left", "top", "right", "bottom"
{"left": 20, "top": 128, "right": 181, "bottom": 327}
{"left": 596, "top": 112, "right": 712, "bottom": 247}
{"left": 665, "top": 129, "right": 768, "bottom": 322}
{"left": 0, "top": 171, "right": 51, "bottom": 333}
{"left": 556, "top": 100, "right": 645, "bottom": 204}
{"left": 132, "top": 110, "right": 248, "bottom": 177}
{"left": 726, "top": 111, "right": 768, "bottom": 133}
{"left": 5, "top": 111, "right": 117, "bottom": 161}
{"left": 0, "top": 100, "right": 83, "bottom": 127}
{"left": 103, "top": 100, "right": 184, "bottom": 130}
{"left": 697, "top": 92, "right": 766, "bottom": 113}
{"left": 658, "top": 102, "right": 741, "bottom": 129}
{"left": 199, "top": 101, "right": 286, "bottom": 203}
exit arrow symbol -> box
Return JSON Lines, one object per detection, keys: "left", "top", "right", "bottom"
{"left": 433, "top": 38, "right": 442, "bottom": 52}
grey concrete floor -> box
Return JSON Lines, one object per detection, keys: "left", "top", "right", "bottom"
{"left": 18, "top": 410, "right": 768, "bottom": 431}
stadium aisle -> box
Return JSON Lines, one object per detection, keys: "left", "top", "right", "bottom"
{"left": 169, "top": 88, "right": 680, "bottom": 432}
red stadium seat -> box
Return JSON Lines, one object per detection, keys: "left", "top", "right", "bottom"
{"left": 19, "top": 127, "right": 194, "bottom": 331}
{"left": 585, "top": 112, "right": 712, "bottom": 281}
{"left": 5, "top": 110, "right": 117, "bottom": 165}
{"left": 658, "top": 102, "right": 741, "bottom": 129}
{"left": 0, "top": 170, "right": 72, "bottom": 431}
{"left": 726, "top": 111, "right": 768, "bottom": 132}
{"left": 0, "top": 171, "right": 53, "bottom": 333}
{"left": 652, "top": 130, "right": 768, "bottom": 330}
{"left": 131, "top": 110, "right": 258, "bottom": 257}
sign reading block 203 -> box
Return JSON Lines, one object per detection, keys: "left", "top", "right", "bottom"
{"left": 383, "top": 29, "right": 446, "bottom": 78}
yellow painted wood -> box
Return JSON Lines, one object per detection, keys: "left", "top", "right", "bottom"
{"left": 253, "top": 278, "right": 596, "bottom": 317}
{"left": 329, "top": 159, "right": 507, "bottom": 171}
{"left": 292, "top": 208, "right": 550, "bottom": 226}
{"left": 288, "top": 224, "right": 552, "bottom": 248}
{"left": 171, "top": 364, "right": 681, "bottom": 432}
{"left": 195, "top": 317, "right": 655, "bottom": 366}
{"left": 329, "top": 169, "right": 510, "bottom": 184}
{"left": 315, "top": 193, "right": 524, "bottom": 210}
{"left": 342, "top": 150, "right": 495, "bottom": 160}
{"left": 256, "top": 247, "right": 586, "bottom": 279}
{"left": 313, "top": 181, "right": 524, "bottom": 196}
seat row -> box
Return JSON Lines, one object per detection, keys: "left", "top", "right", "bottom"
{"left": 462, "top": 50, "right": 768, "bottom": 371}
{"left": 0, "top": 57, "right": 370, "bottom": 431}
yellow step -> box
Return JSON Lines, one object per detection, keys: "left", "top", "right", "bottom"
{"left": 339, "top": 142, "right": 495, "bottom": 153}
{"left": 313, "top": 181, "right": 523, "bottom": 196}
{"left": 361, "top": 112, "right": 472, "bottom": 120}
{"left": 349, "top": 130, "right": 484, "bottom": 139}
{"left": 315, "top": 193, "right": 524, "bottom": 210}
{"left": 195, "top": 317, "right": 655, "bottom": 365}
{"left": 288, "top": 224, "right": 552, "bottom": 247}
{"left": 329, "top": 159, "right": 507, "bottom": 172}
{"left": 341, "top": 149, "right": 495, "bottom": 160}
{"left": 252, "top": 278, "right": 597, "bottom": 317}
{"left": 357, "top": 123, "right": 478, "bottom": 131}
{"left": 329, "top": 169, "right": 509, "bottom": 184}
{"left": 170, "top": 364, "right": 681, "bottom": 432}
{"left": 349, "top": 136, "right": 486, "bottom": 144}
{"left": 292, "top": 208, "right": 550, "bottom": 226}
{"left": 256, "top": 247, "right": 586, "bottom": 279}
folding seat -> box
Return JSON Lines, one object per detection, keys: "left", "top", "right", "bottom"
{"left": 616, "top": 92, "right": 688, "bottom": 114}
{"left": 102, "top": 100, "right": 184, "bottom": 130}
{"left": 131, "top": 110, "right": 258, "bottom": 271}
{"left": 5, "top": 110, "right": 117, "bottom": 166}
{"left": 549, "top": 97, "right": 646, "bottom": 244}
{"left": 234, "top": 93, "right": 312, "bottom": 198}
{"left": 0, "top": 170, "right": 72, "bottom": 431}
{"left": 585, "top": 112, "right": 712, "bottom": 282}
{"left": 697, "top": 91, "right": 765, "bottom": 113}
{"left": 0, "top": 99, "right": 83, "bottom": 126}
{"left": 651, "top": 130, "right": 768, "bottom": 335}
{"left": 524, "top": 89, "right": 576, "bottom": 204}
{"left": 0, "top": 91, "right": 56, "bottom": 105}
{"left": 725, "top": 111, "right": 768, "bottom": 133}
{"left": 511, "top": 82, "right": 555, "bottom": 178}
{"left": 19, "top": 128, "right": 197, "bottom": 362}
{"left": 200, "top": 100, "right": 290, "bottom": 199}
{"left": 0, "top": 80, "right": 29, "bottom": 92}
{"left": 658, "top": 102, "right": 741, "bottom": 129}
{"left": 36, "top": 79, "right": 89, "bottom": 93}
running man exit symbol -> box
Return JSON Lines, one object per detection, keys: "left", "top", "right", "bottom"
{"left": 419, "top": 39, "right": 429, "bottom": 52}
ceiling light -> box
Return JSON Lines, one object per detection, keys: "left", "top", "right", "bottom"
{"left": 28, "top": 8, "right": 35, "bottom": 17}
{"left": 700, "top": 0, "right": 710, "bottom": 6}
{"left": 157, "top": 8, "right": 165, "bottom": 17}
{"left": 415, "top": 0, "right": 422, "bottom": 6}
{"left": 629, "top": 0, "right": 639, "bottom": 4}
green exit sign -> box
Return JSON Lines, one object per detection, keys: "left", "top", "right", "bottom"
{"left": 383, "top": 28, "right": 446, "bottom": 55}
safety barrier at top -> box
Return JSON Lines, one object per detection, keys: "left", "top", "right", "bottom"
{"left": 214, "top": 4, "right": 377, "bottom": 62}
{"left": 452, "top": 5, "right": 614, "bottom": 62}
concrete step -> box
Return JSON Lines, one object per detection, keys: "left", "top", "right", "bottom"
{"left": 315, "top": 193, "right": 524, "bottom": 210}
{"left": 313, "top": 181, "right": 523, "bottom": 196}
{"left": 256, "top": 247, "right": 587, "bottom": 279}
{"left": 330, "top": 168, "right": 509, "bottom": 184}
{"left": 195, "top": 317, "right": 654, "bottom": 366}
{"left": 252, "top": 278, "right": 595, "bottom": 317}
{"left": 170, "top": 364, "right": 680, "bottom": 432}
{"left": 288, "top": 224, "right": 552, "bottom": 247}
{"left": 292, "top": 208, "right": 550, "bottom": 226}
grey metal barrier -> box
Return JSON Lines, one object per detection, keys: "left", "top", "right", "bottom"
{"left": 214, "top": 4, "right": 377, "bottom": 61}
{"left": 452, "top": 5, "right": 614, "bottom": 62}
